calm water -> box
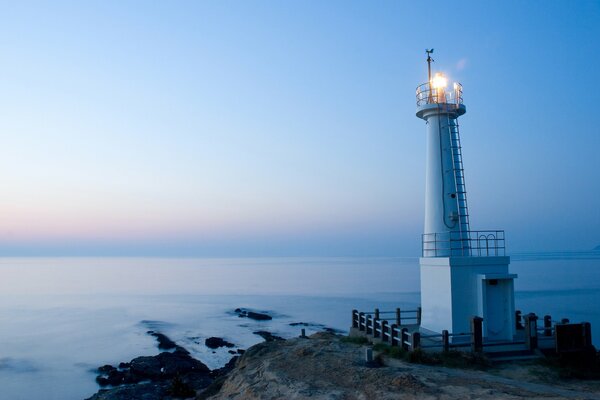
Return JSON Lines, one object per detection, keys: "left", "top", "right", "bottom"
{"left": 0, "top": 255, "right": 599, "bottom": 399}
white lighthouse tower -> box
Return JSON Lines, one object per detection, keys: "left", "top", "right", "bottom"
{"left": 417, "top": 50, "right": 517, "bottom": 341}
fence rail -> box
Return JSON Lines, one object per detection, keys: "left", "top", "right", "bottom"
{"left": 351, "top": 309, "right": 578, "bottom": 354}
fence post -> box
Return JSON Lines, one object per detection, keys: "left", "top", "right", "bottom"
{"left": 416, "top": 307, "right": 422, "bottom": 325}
{"left": 583, "top": 322, "right": 592, "bottom": 347}
{"left": 381, "top": 320, "right": 389, "bottom": 342}
{"left": 396, "top": 308, "right": 401, "bottom": 325}
{"left": 352, "top": 309, "right": 358, "bottom": 328}
{"left": 391, "top": 324, "right": 398, "bottom": 346}
{"left": 374, "top": 308, "right": 380, "bottom": 320}
{"left": 515, "top": 310, "right": 523, "bottom": 330}
{"left": 401, "top": 328, "right": 408, "bottom": 351}
{"left": 411, "top": 332, "right": 421, "bottom": 350}
{"left": 359, "top": 312, "right": 365, "bottom": 331}
{"left": 524, "top": 313, "right": 538, "bottom": 351}
{"left": 373, "top": 318, "right": 380, "bottom": 338}
{"left": 366, "top": 314, "right": 372, "bottom": 335}
{"left": 543, "top": 315, "right": 552, "bottom": 337}
{"left": 471, "top": 316, "right": 483, "bottom": 352}
{"left": 442, "top": 330, "right": 449, "bottom": 352}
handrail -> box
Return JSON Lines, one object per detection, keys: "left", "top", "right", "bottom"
{"left": 416, "top": 82, "right": 463, "bottom": 107}
{"left": 422, "top": 230, "right": 506, "bottom": 257}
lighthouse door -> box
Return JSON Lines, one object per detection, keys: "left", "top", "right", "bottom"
{"left": 484, "top": 279, "right": 510, "bottom": 341}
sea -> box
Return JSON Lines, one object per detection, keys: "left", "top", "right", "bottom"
{"left": 1, "top": 253, "right": 599, "bottom": 400}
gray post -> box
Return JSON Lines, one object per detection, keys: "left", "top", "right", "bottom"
{"left": 401, "top": 328, "right": 409, "bottom": 350}
{"left": 391, "top": 324, "right": 398, "bottom": 346}
{"left": 373, "top": 318, "right": 380, "bottom": 338}
{"left": 471, "top": 316, "right": 483, "bottom": 352}
{"left": 381, "top": 320, "right": 389, "bottom": 342}
{"left": 365, "top": 347, "right": 373, "bottom": 363}
{"left": 524, "top": 313, "right": 538, "bottom": 350}
{"left": 411, "top": 332, "right": 421, "bottom": 350}
{"left": 374, "top": 308, "right": 380, "bottom": 320}
{"left": 300, "top": 328, "right": 306, "bottom": 338}
{"left": 366, "top": 314, "right": 372, "bottom": 335}
{"left": 442, "top": 330, "right": 449, "bottom": 352}
{"left": 352, "top": 309, "right": 358, "bottom": 328}
{"left": 416, "top": 307, "right": 422, "bottom": 325}
{"left": 396, "top": 308, "right": 401, "bottom": 325}
{"left": 543, "top": 315, "right": 552, "bottom": 337}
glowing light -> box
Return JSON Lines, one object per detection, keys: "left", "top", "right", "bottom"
{"left": 431, "top": 73, "right": 448, "bottom": 89}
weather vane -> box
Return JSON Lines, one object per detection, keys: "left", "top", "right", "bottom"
{"left": 426, "top": 49, "right": 434, "bottom": 84}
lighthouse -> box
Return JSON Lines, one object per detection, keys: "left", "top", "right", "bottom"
{"left": 416, "top": 50, "right": 517, "bottom": 341}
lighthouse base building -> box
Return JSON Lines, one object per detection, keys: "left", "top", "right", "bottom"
{"left": 420, "top": 256, "right": 516, "bottom": 341}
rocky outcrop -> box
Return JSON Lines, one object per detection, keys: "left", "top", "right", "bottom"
{"left": 205, "top": 337, "right": 235, "bottom": 349}
{"left": 206, "top": 332, "right": 600, "bottom": 400}
{"left": 87, "top": 333, "right": 215, "bottom": 400}
{"left": 147, "top": 331, "right": 178, "bottom": 350}
{"left": 234, "top": 308, "right": 272, "bottom": 321}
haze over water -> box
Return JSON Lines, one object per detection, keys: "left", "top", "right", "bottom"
{"left": 1, "top": 254, "right": 599, "bottom": 400}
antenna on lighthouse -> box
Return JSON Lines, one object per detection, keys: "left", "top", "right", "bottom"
{"left": 425, "top": 49, "right": 434, "bottom": 83}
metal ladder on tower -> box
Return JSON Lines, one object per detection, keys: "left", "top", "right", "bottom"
{"left": 446, "top": 113, "right": 471, "bottom": 254}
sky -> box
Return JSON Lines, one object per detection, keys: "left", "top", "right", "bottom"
{"left": 0, "top": 0, "right": 598, "bottom": 257}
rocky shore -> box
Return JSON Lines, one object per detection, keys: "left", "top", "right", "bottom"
{"left": 86, "top": 311, "right": 600, "bottom": 400}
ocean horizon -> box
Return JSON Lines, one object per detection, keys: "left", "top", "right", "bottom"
{"left": 1, "top": 253, "right": 599, "bottom": 399}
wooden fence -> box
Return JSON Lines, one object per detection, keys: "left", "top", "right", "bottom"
{"left": 352, "top": 309, "right": 570, "bottom": 353}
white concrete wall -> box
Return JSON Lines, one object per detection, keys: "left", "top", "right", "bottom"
{"left": 424, "top": 113, "right": 460, "bottom": 237}
{"left": 420, "top": 256, "right": 515, "bottom": 340}
{"left": 420, "top": 262, "right": 452, "bottom": 334}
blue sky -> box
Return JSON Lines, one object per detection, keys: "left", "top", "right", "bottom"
{"left": 0, "top": 1, "right": 598, "bottom": 256}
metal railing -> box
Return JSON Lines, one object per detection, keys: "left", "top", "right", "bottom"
{"left": 416, "top": 82, "right": 463, "bottom": 107}
{"left": 422, "top": 230, "right": 506, "bottom": 257}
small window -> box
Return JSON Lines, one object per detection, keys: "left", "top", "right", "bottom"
{"left": 488, "top": 279, "right": 498, "bottom": 286}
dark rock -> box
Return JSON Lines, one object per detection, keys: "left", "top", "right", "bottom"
{"left": 205, "top": 337, "right": 235, "bottom": 349}
{"left": 129, "top": 356, "right": 162, "bottom": 379}
{"left": 237, "top": 349, "right": 246, "bottom": 354}
{"left": 157, "top": 349, "right": 210, "bottom": 376}
{"left": 88, "top": 331, "right": 216, "bottom": 400}
{"left": 234, "top": 308, "right": 272, "bottom": 321}
{"left": 95, "top": 376, "right": 110, "bottom": 386}
{"left": 147, "top": 331, "right": 177, "bottom": 350}
{"left": 85, "top": 381, "right": 168, "bottom": 400}
{"left": 247, "top": 311, "right": 272, "bottom": 321}
{"left": 98, "top": 365, "right": 116, "bottom": 373}
{"left": 228, "top": 350, "right": 236, "bottom": 354}
{"left": 210, "top": 356, "right": 239, "bottom": 379}
{"left": 253, "top": 331, "right": 284, "bottom": 342}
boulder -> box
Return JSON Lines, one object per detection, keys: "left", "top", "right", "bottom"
{"left": 205, "top": 337, "right": 235, "bottom": 349}
{"left": 234, "top": 308, "right": 272, "bottom": 321}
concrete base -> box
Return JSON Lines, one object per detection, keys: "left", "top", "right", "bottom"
{"left": 420, "top": 256, "right": 516, "bottom": 342}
